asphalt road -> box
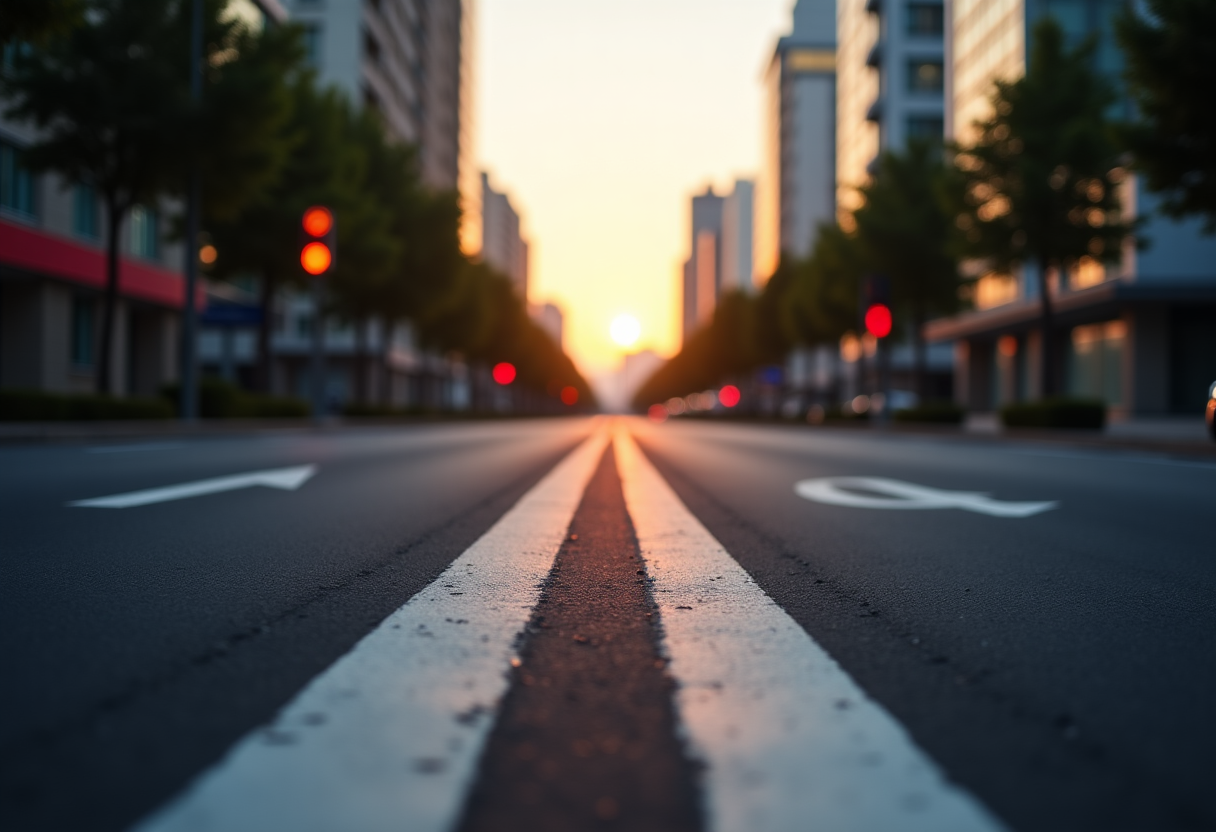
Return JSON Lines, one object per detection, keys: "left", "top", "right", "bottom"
{"left": 1, "top": 417, "right": 1213, "bottom": 831}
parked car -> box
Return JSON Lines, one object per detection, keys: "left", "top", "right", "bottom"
{"left": 1207, "top": 382, "right": 1216, "bottom": 441}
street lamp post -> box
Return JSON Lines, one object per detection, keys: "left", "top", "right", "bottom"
{"left": 179, "top": 0, "right": 203, "bottom": 421}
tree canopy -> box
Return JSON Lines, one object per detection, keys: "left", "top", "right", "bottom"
{"left": 1116, "top": 0, "right": 1216, "bottom": 231}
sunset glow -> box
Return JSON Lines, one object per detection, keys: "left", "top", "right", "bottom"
{"left": 610, "top": 314, "right": 641, "bottom": 348}
{"left": 478, "top": 0, "right": 791, "bottom": 380}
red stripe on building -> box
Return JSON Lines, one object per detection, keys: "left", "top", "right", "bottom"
{"left": 0, "top": 218, "right": 206, "bottom": 310}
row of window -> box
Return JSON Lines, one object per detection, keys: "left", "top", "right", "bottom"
{"left": 1, "top": 139, "right": 159, "bottom": 258}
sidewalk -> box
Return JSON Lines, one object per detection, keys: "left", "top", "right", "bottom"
{"left": 944, "top": 413, "right": 1216, "bottom": 458}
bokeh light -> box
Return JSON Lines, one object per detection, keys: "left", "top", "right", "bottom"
{"left": 648, "top": 404, "right": 668, "bottom": 423}
{"left": 492, "top": 362, "right": 517, "bottom": 385}
{"left": 300, "top": 242, "right": 332, "bottom": 275}
{"left": 302, "top": 206, "right": 333, "bottom": 237}
{"left": 560, "top": 386, "right": 579, "bottom": 406}
{"left": 864, "top": 303, "right": 893, "bottom": 339}
{"left": 719, "top": 385, "right": 741, "bottom": 408}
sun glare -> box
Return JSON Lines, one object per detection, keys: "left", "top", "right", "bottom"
{"left": 610, "top": 314, "right": 641, "bottom": 347}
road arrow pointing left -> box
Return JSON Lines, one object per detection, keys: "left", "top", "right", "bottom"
{"left": 69, "top": 465, "right": 317, "bottom": 509}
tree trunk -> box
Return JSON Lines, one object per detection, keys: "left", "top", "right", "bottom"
{"left": 97, "top": 200, "right": 125, "bottom": 396}
{"left": 379, "top": 317, "right": 394, "bottom": 407}
{"left": 1037, "top": 257, "right": 1056, "bottom": 399}
{"left": 255, "top": 273, "right": 276, "bottom": 393}
{"left": 913, "top": 304, "right": 928, "bottom": 404}
{"left": 353, "top": 317, "right": 368, "bottom": 405}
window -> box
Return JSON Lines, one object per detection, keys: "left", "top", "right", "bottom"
{"left": 906, "top": 115, "right": 944, "bottom": 141}
{"left": 1069, "top": 320, "right": 1125, "bottom": 406}
{"left": 363, "top": 28, "right": 381, "bottom": 68}
{"left": 301, "top": 23, "right": 322, "bottom": 67}
{"left": 908, "top": 60, "right": 944, "bottom": 93}
{"left": 296, "top": 314, "right": 314, "bottom": 338}
{"left": 128, "top": 205, "right": 159, "bottom": 259}
{"left": 73, "top": 183, "right": 99, "bottom": 239}
{"left": 907, "top": 3, "right": 944, "bottom": 37}
{"left": 71, "top": 296, "right": 96, "bottom": 367}
{"left": 0, "top": 140, "right": 36, "bottom": 217}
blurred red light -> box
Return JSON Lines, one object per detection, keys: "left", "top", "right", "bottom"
{"left": 300, "top": 242, "right": 332, "bottom": 275}
{"left": 648, "top": 404, "right": 668, "bottom": 423}
{"left": 864, "top": 304, "right": 893, "bottom": 339}
{"left": 719, "top": 385, "right": 741, "bottom": 408}
{"left": 302, "top": 206, "right": 333, "bottom": 237}
{"left": 492, "top": 362, "right": 516, "bottom": 385}
{"left": 561, "top": 386, "right": 579, "bottom": 406}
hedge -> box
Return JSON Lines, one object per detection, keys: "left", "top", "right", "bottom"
{"left": 1000, "top": 398, "right": 1106, "bottom": 430}
{"left": 0, "top": 389, "right": 174, "bottom": 421}
{"left": 894, "top": 401, "right": 966, "bottom": 424}
{"left": 161, "top": 378, "right": 310, "bottom": 419}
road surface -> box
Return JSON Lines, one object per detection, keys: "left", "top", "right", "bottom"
{"left": 1, "top": 417, "right": 1212, "bottom": 831}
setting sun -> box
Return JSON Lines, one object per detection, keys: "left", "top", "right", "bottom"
{"left": 609, "top": 314, "right": 641, "bottom": 348}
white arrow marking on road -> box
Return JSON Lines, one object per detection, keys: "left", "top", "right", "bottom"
{"left": 794, "top": 476, "right": 1057, "bottom": 518}
{"left": 68, "top": 465, "right": 317, "bottom": 509}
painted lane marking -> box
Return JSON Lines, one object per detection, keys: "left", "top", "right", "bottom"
{"left": 617, "top": 428, "right": 1008, "bottom": 832}
{"left": 68, "top": 465, "right": 317, "bottom": 508}
{"left": 795, "top": 476, "right": 1058, "bottom": 518}
{"left": 131, "top": 426, "right": 609, "bottom": 832}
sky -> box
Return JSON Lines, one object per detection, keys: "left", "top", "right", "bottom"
{"left": 476, "top": 0, "right": 795, "bottom": 392}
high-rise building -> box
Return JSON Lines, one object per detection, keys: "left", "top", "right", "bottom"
{"left": 481, "top": 172, "right": 529, "bottom": 299}
{"left": 837, "top": 0, "right": 945, "bottom": 217}
{"left": 285, "top": 0, "right": 475, "bottom": 212}
{"left": 529, "top": 303, "right": 564, "bottom": 349}
{"left": 926, "top": 0, "right": 1216, "bottom": 416}
{"left": 721, "top": 180, "right": 756, "bottom": 294}
{"left": 756, "top": 0, "right": 837, "bottom": 282}
{"left": 682, "top": 187, "right": 725, "bottom": 344}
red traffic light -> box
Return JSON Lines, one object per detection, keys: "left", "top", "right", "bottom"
{"left": 302, "top": 206, "right": 333, "bottom": 237}
{"left": 301, "top": 207, "right": 335, "bottom": 276}
{"left": 492, "top": 362, "right": 517, "bottom": 385}
{"left": 301, "top": 241, "right": 332, "bottom": 275}
{"left": 719, "top": 385, "right": 741, "bottom": 408}
{"left": 864, "top": 303, "right": 893, "bottom": 339}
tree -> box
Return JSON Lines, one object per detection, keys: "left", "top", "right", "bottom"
{"left": 1, "top": 0, "right": 85, "bottom": 45}
{"left": 208, "top": 81, "right": 359, "bottom": 392}
{"left": 852, "top": 141, "right": 960, "bottom": 399}
{"left": 951, "top": 18, "right": 1131, "bottom": 397}
{"left": 783, "top": 225, "right": 864, "bottom": 349}
{"left": 2, "top": 0, "right": 300, "bottom": 395}
{"left": 1116, "top": 0, "right": 1216, "bottom": 231}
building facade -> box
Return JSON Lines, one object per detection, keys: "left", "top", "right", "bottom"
{"left": 681, "top": 187, "right": 724, "bottom": 344}
{"left": 480, "top": 171, "right": 529, "bottom": 299}
{"left": 286, "top": 0, "right": 473, "bottom": 197}
{"left": 0, "top": 127, "right": 192, "bottom": 398}
{"left": 756, "top": 0, "right": 837, "bottom": 282}
{"left": 721, "top": 179, "right": 755, "bottom": 295}
{"left": 928, "top": 0, "right": 1216, "bottom": 417}
{"left": 837, "top": 0, "right": 945, "bottom": 218}
{"left": 529, "top": 302, "right": 563, "bottom": 349}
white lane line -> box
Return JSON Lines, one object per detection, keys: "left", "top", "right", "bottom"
{"left": 795, "top": 476, "right": 1058, "bottom": 517}
{"left": 132, "top": 426, "right": 609, "bottom": 832}
{"left": 68, "top": 465, "right": 317, "bottom": 508}
{"left": 616, "top": 428, "right": 1007, "bottom": 832}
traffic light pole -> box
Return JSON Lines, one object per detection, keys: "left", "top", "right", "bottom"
{"left": 179, "top": 0, "right": 203, "bottom": 421}
{"left": 311, "top": 275, "right": 326, "bottom": 423}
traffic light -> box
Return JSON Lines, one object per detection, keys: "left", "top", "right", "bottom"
{"left": 864, "top": 303, "right": 893, "bottom": 338}
{"left": 300, "top": 206, "right": 336, "bottom": 276}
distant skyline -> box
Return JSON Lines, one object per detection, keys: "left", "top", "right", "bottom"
{"left": 477, "top": 0, "right": 794, "bottom": 382}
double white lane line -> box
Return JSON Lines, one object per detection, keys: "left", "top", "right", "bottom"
{"left": 134, "top": 422, "right": 1005, "bottom": 832}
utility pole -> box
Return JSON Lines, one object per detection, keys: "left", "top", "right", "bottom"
{"left": 180, "top": 0, "right": 203, "bottom": 421}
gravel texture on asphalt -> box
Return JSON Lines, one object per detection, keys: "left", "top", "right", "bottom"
{"left": 458, "top": 446, "right": 702, "bottom": 832}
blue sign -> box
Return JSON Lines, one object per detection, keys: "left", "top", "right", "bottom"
{"left": 201, "top": 303, "right": 263, "bottom": 326}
